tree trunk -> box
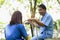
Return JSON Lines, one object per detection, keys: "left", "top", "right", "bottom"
{"left": 29, "top": 0, "right": 37, "bottom": 37}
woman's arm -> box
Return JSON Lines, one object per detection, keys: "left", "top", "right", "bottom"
{"left": 18, "top": 24, "right": 30, "bottom": 40}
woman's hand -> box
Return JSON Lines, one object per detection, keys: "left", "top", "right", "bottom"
{"left": 25, "top": 35, "right": 30, "bottom": 40}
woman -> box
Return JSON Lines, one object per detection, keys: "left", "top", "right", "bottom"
{"left": 4, "top": 11, "right": 29, "bottom": 40}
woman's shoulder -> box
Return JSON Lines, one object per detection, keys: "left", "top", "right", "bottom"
{"left": 5, "top": 24, "right": 24, "bottom": 29}
{"left": 5, "top": 24, "right": 10, "bottom": 28}
{"left": 6, "top": 24, "right": 23, "bottom": 26}
{"left": 16, "top": 24, "right": 24, "bottom": 28}
{"left": 17, "top": 24, "right": 24, "bottom": 26}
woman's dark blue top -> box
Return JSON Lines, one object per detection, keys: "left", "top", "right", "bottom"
{"left": 4, "top": 24, "right": 28, "bottom": 40}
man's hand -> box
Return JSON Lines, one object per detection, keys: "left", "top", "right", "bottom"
{"left": 27, "top": 18, "right": 36, "bottom": 22}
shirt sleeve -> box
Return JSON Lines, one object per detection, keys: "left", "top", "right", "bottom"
{"left": 18, "top": 24, "right": 28, "bottom": 38}
{"left": 41, "top": 16, "right": 52, "bottom": 27}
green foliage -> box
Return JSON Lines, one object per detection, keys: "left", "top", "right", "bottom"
{"left": 47, "top": 5, "right": 52, "bottom": 10}
{"left": 5, "top": 2, "right": 11, "bottom": 6}
{"left": 57, "top": 0, "right": 60, "bottom": 4}
{"left": 17, "top": 0, "right": 23, "bottom": 3}
{"left": 0, "top": 0, "right": 5, "bottom": 7}
{"left": 37, "top": 0, "right": 42, "bottom": 3}
{"left": 0, "top": 22, "right": 5, "bottom": 24}
{"left": 53, "top": 21, "right": 58, "bottom": 30}
{"left": 17, "top": 0, "right": 21, "bottom": 2}
{"left": 53, "top": 19, "right": 60, "bottom": 30}
{"left": 57, "top": 19, "right": 60, "bottom": 25}
{"left": 0, "top": 22, "right": 6, "bottom": 29}
{"left": 0, "top": 38, "right": 5, "bottom": 40}
{"left": 46, "top": 0, "right": 50, "bottom": 2}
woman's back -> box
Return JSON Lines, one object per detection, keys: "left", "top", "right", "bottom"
{"left": 4, "top": 24, "right": 28, "bottom": 40}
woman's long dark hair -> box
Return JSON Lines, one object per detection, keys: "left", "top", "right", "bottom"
{"left": 10, "top": 11, "right": 22, "bottom": 25}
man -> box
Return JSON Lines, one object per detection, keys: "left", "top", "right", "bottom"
{"left": 28, "top": 4, "right": 53, "bottom": 40}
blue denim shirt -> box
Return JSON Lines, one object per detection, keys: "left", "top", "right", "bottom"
{"left": 38, "top": 13, "right": 53, "bottom": 38}
{"left": 4, "top": 24, "right": 28, "bottom": 40}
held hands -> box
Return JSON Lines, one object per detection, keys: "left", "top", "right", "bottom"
{"left": 27, "top": 18, "right": 38, "bottom": 27}
{"left": 27, "top": 18, "right": 36, "bottom": 22}
{"left": 25, "top": 18, "right": 37, "bottom": 24}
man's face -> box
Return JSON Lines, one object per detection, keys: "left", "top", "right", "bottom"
{"left": 38, "top": 7, "right": 46, "bottom": 15}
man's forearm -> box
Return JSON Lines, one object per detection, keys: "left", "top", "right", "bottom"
{"left": 35, "top": 20, "right": 45, "bottom": 27}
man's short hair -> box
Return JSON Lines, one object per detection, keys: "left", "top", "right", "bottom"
{"left": 38, "top": 4, "right": 46, "bottom": 10}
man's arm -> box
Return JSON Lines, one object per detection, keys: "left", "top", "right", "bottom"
{"left": 28, "top": 18, "right": 45, "bottom": 27}
{"left": 35, "top": 19, "right": 45, "bottom": 27}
